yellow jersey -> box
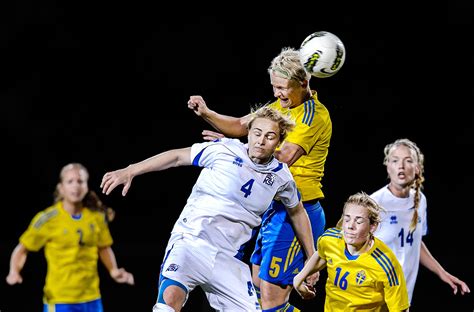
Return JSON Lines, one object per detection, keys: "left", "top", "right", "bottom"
{"left": 20, "top": 201, "right": 113, "bottom": 304}
{"left": 268, "top": 91, "right": 331, "bottom": 201}
{"left": 318, "top": 228, "right": 410, "bottom": 311}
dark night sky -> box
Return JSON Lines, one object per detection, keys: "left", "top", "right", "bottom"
{"left": 1, "top": 3, "right": 473, "bottom": 311}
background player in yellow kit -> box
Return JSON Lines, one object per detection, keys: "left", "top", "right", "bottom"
{"left": 6, "top": 163, "right": 134, "bottom": 312}
{"left": 294, "top": 192, "right": 410, "bottom": 311}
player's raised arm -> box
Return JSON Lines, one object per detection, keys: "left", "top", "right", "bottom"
{"left": 101, "top": 147, "right": 192, "bottom": 196}
{"left": 187, "top": 95, "right": 250, "bottom": 137}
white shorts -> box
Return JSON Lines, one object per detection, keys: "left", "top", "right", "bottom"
{"left": 160, "top": 232, "right": 261, "bottom": 311}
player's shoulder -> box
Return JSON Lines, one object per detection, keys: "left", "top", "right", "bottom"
{"left": 371, "top": 237, "right": 399, "bottom": 261}
{"left": 84, "top": 208, "right": 108, "bottom": 222}
{"left": 320, "top": 227, "right": 343, "bottom": 240}
{"left": 369, "top": 238, "right": 404, "bottom": 280}
{"left": 31, "top": 203, "right": 60, "bottom": 228}
{"left": 369, "top": 185, "right": 388, "bottom": 201}
{"left": 298, "top": 95, "right": 331, "bottom": 126}
{"left": 411, "top": 188, "right": 427, "bottom": 202}
{"left": 209, "top": 138, "right": 246, "bottom": 155}
{"left": 193, "top": 137, "right": 243, "bottom": 154}
{"left": 219, "top": 137, "right": 243, "bottom": 145}
{"left": 200, "top": 137, "right": 242, "bottom": 148}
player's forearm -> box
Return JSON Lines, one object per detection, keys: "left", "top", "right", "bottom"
{"left": 202, "top": 110, "right": 249, "bottom": 137}
{"left": 9, "top": 244, "right": 28, "bottom": 274}
{"left": 288, "top": 203, "right": 316, "bottom": 258}
{"left": 294, "top": 252, "right": 325, "bottom": 286}
{"left": 128, "top": 148, "right": 192, "bottom": 177}
{"left": 274, "top": 143, "right": 305, "bottom": 167}
{"left": 420, "top": 241, "right": 445, "bottom": 276}
{"left": 99, "top": 246, "right": 119, "bottom": 273}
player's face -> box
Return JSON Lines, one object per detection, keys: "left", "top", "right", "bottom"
{"left": 58, "top": 167, "right": 89, "bottom": 204}
{"left": 342, "top": 203, "right": 373, "bottom": 249}
{"left": 247, "top": 117, "right": 280, "bottom": 164}
{"left": 270, "top": 72, "right": 306, "bottom": 109}
{"left": 386, "top": 145, "right": 419, "bottom": 188}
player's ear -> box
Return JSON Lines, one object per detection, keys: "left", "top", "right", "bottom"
{"left": 369, "top": 223, "right": 378, "bottom": 236}
{"left": 301, "top": 79, "right": 309, "bottom": 89}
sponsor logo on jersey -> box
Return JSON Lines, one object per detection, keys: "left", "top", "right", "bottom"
{"left": 233, "top": 157, "right": 243, "bottom": 167}
{"left": 390, "top": 215, "right": 398, "bottom": 224}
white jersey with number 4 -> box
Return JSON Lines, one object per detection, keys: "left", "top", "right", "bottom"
{"left": 171, "top": 138, "right": 300, "bottom": 257}
{"left": 371, "top": 185, "right": 428, "bottom": 303}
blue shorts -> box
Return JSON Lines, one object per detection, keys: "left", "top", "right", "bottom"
{"left": 43, "top": 298, "right": 103, "bottom": 312}
{"left": 250, "top": 200, "right": 325, "bottom": 286}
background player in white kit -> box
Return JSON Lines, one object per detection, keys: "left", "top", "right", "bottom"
{"left": 370, "top": 138, "right": 470, "bottom": 303}
{"left": 100, "top": 106, "right": 316, "bottom": 312}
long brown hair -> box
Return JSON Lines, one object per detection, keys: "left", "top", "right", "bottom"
{"left": 54, "top": 163, "right": 115, "bottom": 222}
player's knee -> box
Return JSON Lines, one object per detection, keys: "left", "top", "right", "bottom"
{"left": 157, "top": 277, "right": 188, "bottom": 310}
{"left": 152, "top": 302, "right": 175, "bottom": 312}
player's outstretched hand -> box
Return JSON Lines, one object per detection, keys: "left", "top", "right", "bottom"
{"left": 440, "top": 271, "right": 470, "bottom": 295}
{"left": 101, "top": 168, "right": 133, "bottom": 196}
{"left": 202, "top": 130, "right": 225, "bottom": 141}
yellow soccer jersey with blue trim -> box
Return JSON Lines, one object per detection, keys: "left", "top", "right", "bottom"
{"left": 20, "top": 201, "right": 113, "bottom": 304}
{"left": 268, "top": 91, "right": 331, "bottom": 201}
{"left": 318, "top": 228, "right": 410, "bottom": 311}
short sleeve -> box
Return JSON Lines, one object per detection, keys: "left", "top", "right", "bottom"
{"left": 19, "top": 210, "right": 56, "bottom": 252}
{"left": 96, "top": 212, "right": 113, "bottom": 248}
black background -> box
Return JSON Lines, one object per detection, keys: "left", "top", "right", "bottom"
{"left": 1, "top": 2, "right": 473, "bottom": 311}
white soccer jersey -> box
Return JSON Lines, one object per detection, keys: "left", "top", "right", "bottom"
{"left": 371, "top": 185, "right": 428, "bottom": 303}
{"left": 171, "top": 138, "right": 300, "bottom": 257}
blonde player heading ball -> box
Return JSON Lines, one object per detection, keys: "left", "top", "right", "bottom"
{"left": 187, "top": 31, "right": 345, "bottom": 311}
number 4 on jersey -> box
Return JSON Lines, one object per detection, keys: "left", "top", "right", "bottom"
{"left": 240, "top": 179, "right": 255, "bottom": 198}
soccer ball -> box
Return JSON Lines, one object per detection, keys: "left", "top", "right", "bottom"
{"left": 299, "top": 31, "right": 346, "bottom": 78}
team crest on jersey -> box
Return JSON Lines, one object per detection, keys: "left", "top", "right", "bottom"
{"left": 166, "top": 263, "right": 180, "bottom": 272}
{"left": 263, "top": 173, "right": 275, "bottom": 186}
{"left": 390, "top": 215, "right": 398, "bottom": 224}
{"left": 355, "top": 270, "right": 366, "bottom": 285}
{"left": 233, "top": 157, "right": 243, "bottom": 167}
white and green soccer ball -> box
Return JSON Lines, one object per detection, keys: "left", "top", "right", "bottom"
{"left": 299, "top": 31, "right": 346, "bottom": 78}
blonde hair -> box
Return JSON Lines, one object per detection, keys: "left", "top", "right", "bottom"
{"left": 247, "top": 105, "right": 296, "bottom": 144}
{"left": 336, "top": 191, "right": 385, "bottom": 234}
{"left": 384, "top": 138, "right": 425, "bottom": 231}
{"left": 268, "top": 47, "right": 311, "bottom": 83}
{"left": 54, "top": 163, "right": 115, "bottom": 222}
